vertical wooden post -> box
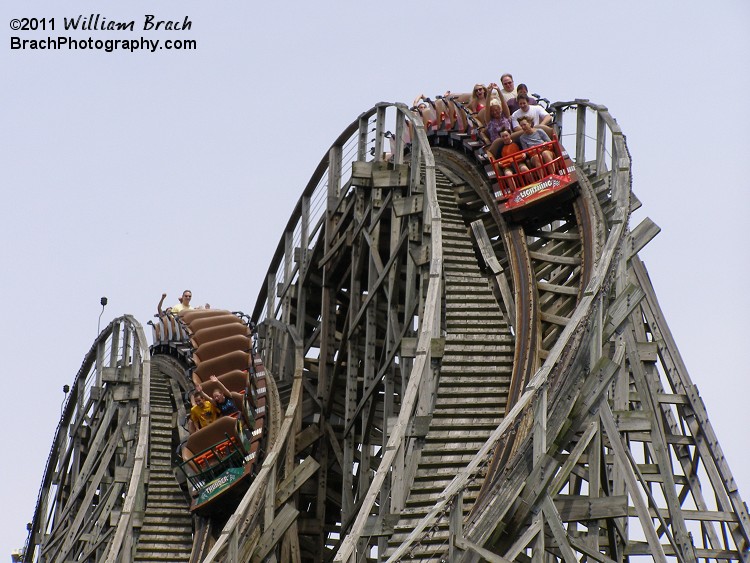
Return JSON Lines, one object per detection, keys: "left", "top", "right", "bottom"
{"left": 590, "top": 420, "right": 602, "bottom": 553}
{"left": 449, "top": 490, "right": 464, "bottom": 562}
{"left": 296, "top": 195, "right": 310, "bottom": 337}
{"left": 393, "top": 109, "right": 405, "bottom": 166}
{"left": 358, "top": 115, "right": 369, "bottom": 162}
{"left": 228, "top": 527, "right": 239, "bottom": 563}
{"left": 342, "top": 187, "right": 364, "bottom": 522}
{"left": 315, "top": 441, "right": 329, "bottom": 563}
{"left": 266, "top": 273, "right": 275, "bottom": 321}
{"left": 575, "top": 103, "right": 587, "bottom": 166}
{"left": 532, "top": 383, "right": 547, "bottom": 563}
{"left": 595, "top": 110, "right": 607, "bottom": 176}
{"left": 359, "top": 148, "right": 383, "bottom": 507}
{"left": 373, "top": 106, "right": 386, "bottom": 161}
{"left": 319, "top": 145, "right": 341, "bottom": 400}
{"left": 109, "top": 322, "right": 121, "bottom": 368}
{"left": 533, "top": 383, "right": 547, "bottom": 463}
{"left": 95, "top": 339, "right": 105, "bottom": 390}
{"left": 266, "top": 273, "right": 276, "bottom": 371}
{"left": 123, "top": 319, "right": 132, "bottom": 367}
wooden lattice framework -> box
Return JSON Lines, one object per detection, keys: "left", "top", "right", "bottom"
{"left": 24, "top": 99, "right": 750, "bottom": 563}
{"left": 24, "top": 315, "right": 152, "bottom": 563}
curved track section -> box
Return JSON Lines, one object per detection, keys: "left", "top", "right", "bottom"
{"left": 24, "top": 316, "right": 153, "bottom": 563}
{"left": 25, "top": 100, "right": 750, "bottom": 563}
{"left": 244, "top": 99, "right": 750, "bottom": 563}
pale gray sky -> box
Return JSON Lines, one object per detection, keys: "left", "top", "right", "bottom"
{"left": 2, "top": 0, "right": 748, "bottom": 555}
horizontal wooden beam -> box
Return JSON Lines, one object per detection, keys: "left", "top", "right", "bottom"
{"left": 529, "top": 251, "right": 581, "bottom": 265}
{"left": 554, "top": 495, "right": 629, "bottom": 521}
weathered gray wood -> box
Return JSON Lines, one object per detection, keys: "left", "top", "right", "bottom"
{"left": 449, "top": 490, "right": 464, "bottom": 562}
{"left": 553, "top": 495, "right": 629, "bottom": 521}
{"left": 229, "top": 99, "right": 750, "bottom": 563}
{"left": 575, "top": 103, "right": 587, "bottom": 165}
{"left": 602, "top": 282, "right": 645, "bottom": 340}
{"left": 336, "top": 109, "right": 443, "bottom": 563}
{"left": 542, "top": 495, "right": 579, "bottom": 563}
{"left": 624, "top": 327, "right": 697, "bottom": 563}
{"left": 454, "top": 537, "right": 513, "bottom": 563}
{"left": 528, "top": 250, "right": 581, "bottom": 265}
{"left": 252, "top": 504, "right": 300, "bottom": 563}
{"left": 503, "top": 518, "right": 542, "bottom": 561}
{"left": 632, "top": 256, "right": 750, "bottom": 550}
{"left": 351, "top": 161, "right": 373, "bottom": 185}
{"left": 392, "top": 193, "right": 423, "bottom": 217}
{"left": 470, "top": 219, "right": 516, "bottom": 330}
{"left": 628, "top": 217, "right": 660, "bottom": 258}
{"left": 537, "top": 281, "right": 579, "bottom": 295}
{"left": 275, "top": 456, "right": 320, "bottom": 508}
{"left": 600, "top": 403, "right": 669, "bottom": 563}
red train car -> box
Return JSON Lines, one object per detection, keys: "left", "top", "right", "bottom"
{"left": 489, "top": 138, "right": 577, "bottom": 218}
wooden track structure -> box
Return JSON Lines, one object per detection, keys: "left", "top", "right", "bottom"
{"left": 23, "top": 100, "right": 750, "bottom": 563}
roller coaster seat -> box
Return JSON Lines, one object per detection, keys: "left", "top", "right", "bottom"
{"left": 199, "top": 370, "right": 249, "bottom": 398}
{"left": 151, "top": 314, "right": 188, "bottom": 345}
{"left": 184, "top": 313, "right": 244, "bottom": 335}
{"left": 184, "top": 416, "right": 244, "bottom": 469}
{"left": 193, "top": 334, "right": 252, "bottom": 365}
{"left": 489, "top": 138, "right": 571, "bottom": 200}
{"left": 190, "top": 322, "right": 251, "bottom": 349}
{"left": 178, "top": 308, "right": 230, "bottom": 323}
{"left": 193, "top": 349, "right": 251, "bottom": 383}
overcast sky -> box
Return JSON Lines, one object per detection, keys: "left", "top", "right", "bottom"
{"left": 2, "top": 0, "right": 748, "bottom": 556}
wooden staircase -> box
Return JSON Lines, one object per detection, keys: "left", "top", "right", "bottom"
{"left": 385, "top": 172, "right": 513, "bottom": 561}
{"left": 133, "top": 367, "right": 193, "bottom": 562}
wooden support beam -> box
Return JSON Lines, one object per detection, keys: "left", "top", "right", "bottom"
{"left": 553, "top": 495, "right": 629, "bottom": 521}
{"left": 628, "top": 217, "right": 660, "bottom": 258}
{"left": 276, "top": 456, "right": 320, "bottom": 508}
{"left": 252, "top": 504, "right": 300, "bottom": 563}
{"left": 455, "top": 537, "right": 514, "bottom": 563}
{"left": 294, "top": 424, "right": 322, "bottom": 455}
{"left": 537, "top": 281, "right": 579, "bottom": 296}
{"left": 624, "top": 327, "right": 697, "bottom": 563}
{"left": 528, "top": 250, "right": 582, "bottom": 265}
{"left": 351, "top": 161, "right": 373, "bottom": 186}
{"left": 392, "top": 193, "right": 423, "bottom": 217}
{"left": 361, "top": 513, "right": 399, "bottom": 537}
{"left": 449, "top": 491, "right": 464, "bottom": 562}
{"left": 540, "top": 311, "right": 569, "bottom": 327}
{"left": 602, "top": 282, "right": 645, "bottom": 340}
{"left": 600, "top": 404, "right": 669, "bottom": 563}
{"left": 504, "top": 518, "right": 542, "bottom": 561}
{"left": 632, "top": 257, "right": 750, "bottom": 549}
{"left": 542, "top": 495, "right": 580, "bottom": 563}
{"left": 470, "top": 219, "right": 516, "bottom": 330}
{"left": 372, "top": 164, "right": 410, "bottom": 188}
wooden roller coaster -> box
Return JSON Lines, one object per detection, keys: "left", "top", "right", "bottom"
{"left": 22, "top": 98, "right": 750, "bottom": 563}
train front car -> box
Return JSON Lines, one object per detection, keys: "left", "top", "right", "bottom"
{"left": 489, "top": 138, "right": 578, "bottom": 222}
{"left": 410, "top": 94, "right": 579, "bottom": 223}
{"left": 151, "top": 308, "right": 268, "bottom": 517}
